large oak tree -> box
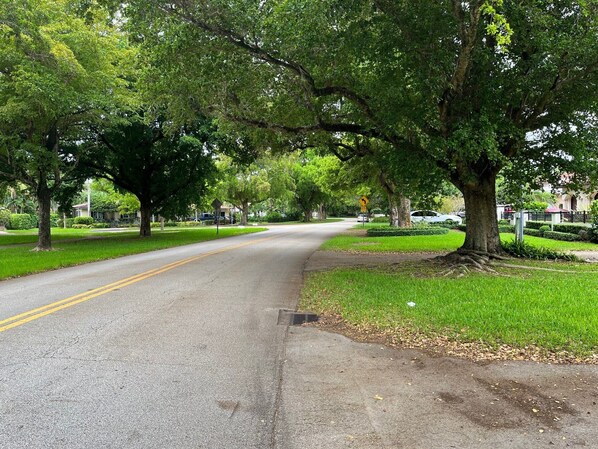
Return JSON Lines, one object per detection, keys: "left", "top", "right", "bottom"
{"left": 127, "top": 0, "right": 598, "bottom": 255}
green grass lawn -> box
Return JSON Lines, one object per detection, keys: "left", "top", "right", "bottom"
{"left": 321, "top": 230, "right": 598, "bottom": 253}
{"left": 0, "top": 227, "right": 265, "bottom": 280}
{"left": 310, "top": 228, "right": 598, "bottom": 359}
{"left": 0, "top": 228, "right": 132, "bottom": 246}
{"left": 301, "top": 261, "right": 598, "bottom": 357}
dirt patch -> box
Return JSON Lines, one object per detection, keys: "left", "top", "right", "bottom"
{"left": 310, "top": 312, "right": 598, "bottom": 365}
{"left": 304, "top": 250, "right": 439, "bottom": 272}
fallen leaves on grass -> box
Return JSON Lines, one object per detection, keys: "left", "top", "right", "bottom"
{"left": 311, "top": 314, "right": 598, "bottom": 365}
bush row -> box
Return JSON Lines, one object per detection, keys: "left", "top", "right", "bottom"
{"left": 543, "top": 230, "right": 582, "bottom": 241}
{"left": 526, "top": 221, "right": 591, "bottom": 235}
{"left": 367, "top": 227, "right": 449, "bottom": 236}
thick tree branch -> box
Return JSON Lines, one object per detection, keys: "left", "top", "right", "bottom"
{"left": 161, "top": 2, "right": 379, "bottom": 127}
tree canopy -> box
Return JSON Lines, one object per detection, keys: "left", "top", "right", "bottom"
{"left": 127, "top": 0, "right": 598, "bottom": 254}
{"left": 0, "top": 0, "right": 133, "bottom": 248}
{"left": 77, "top": 114, "right": 220, "bottom": 236}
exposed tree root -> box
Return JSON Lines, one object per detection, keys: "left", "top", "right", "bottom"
{"left": 435, "top": 249, "right": 510, "bottom": 276}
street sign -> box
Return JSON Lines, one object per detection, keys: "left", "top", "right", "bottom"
{"left": 359, "top": 196, "right": 368, "bottom": 206}
{"left": 361, "top": 205, "right": 367, "bottom": 213}
{"left": 211, "top": 198, "right": 222, "bottom": 209}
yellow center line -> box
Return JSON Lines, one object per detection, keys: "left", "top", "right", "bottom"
{"left": 0, "top": 235, "right": 278, "bottom": 333}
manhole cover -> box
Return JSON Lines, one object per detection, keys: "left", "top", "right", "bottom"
{"left": 277, "top": 309, "right": 319, "bottom": 326}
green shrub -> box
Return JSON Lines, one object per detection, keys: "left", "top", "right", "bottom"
{"left": 264, "top": 211, "right": 284, "bottom": 222}
{"left": 498, "top": 219, "right": 510, "bottom": 225}
{"left": 57, "top": 217, "right": 75, "bottom": 228}
{"left": 501, "top": 240, "right": 578, "bottom": 261}
{"left": 498, "top": 224, "right": 515, "bottom": 233}
{"left": 73, "top": 216, "right": 95, "bottom": 225}
{"left": 553, "top": 223, "right": 591, "bottom": 235}
{"left": 367, "top": 227, "right": 449, "bottom": 236}
{"left": 578, "top": 229, "right": 592, "bottom": 241}
{"left": 525, "top": 221, "right": 546, "bottom": 230}
{"left": 9, "top": 213, "right": 35, "bottom": 230}
{"left": 371, "top": 216, "right": 389, "bottom": 223}
{"left": 539, "top": 225, "right": 550, "bottom": 233}
{"left": 50, "top": 213, "right": 59, "bottom": 227}
{"left": 72, "top": 223, "right": 92, "bottom": 229}
{"left": 429, "top": 220, "right": 461, "bottom": 228}
{"left": 456, "top": 224, "right": 467, "bottom": 232}
{"left": 524, "top": 228, "right": 543, "bottom": 237}
{"left": 0, "top": 208, "right": 10, "bottom": 227}
{"left": 176, "top": 221, "right": 201, "bottom": 227}
{"left": 543, "top": 230, "right": 581, "bottom": 241}
{"left": 91, "top": 222, "right": 110, "bottom": 228}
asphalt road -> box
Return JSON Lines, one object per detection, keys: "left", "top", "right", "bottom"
{"left": 0, "top": 222, "right": 349, "bottom": 449}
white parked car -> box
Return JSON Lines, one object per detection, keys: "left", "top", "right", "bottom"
{"left": 410, "top": 210, "right": 463, "bottom": 225}
{"left": 357, "top": 213, "right": 370, "bottom": 222}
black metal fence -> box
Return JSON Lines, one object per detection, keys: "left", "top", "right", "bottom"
{"left": 501, "top": 211, "right": 592, "bottom": 223}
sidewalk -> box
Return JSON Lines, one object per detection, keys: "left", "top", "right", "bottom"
{"left": 275, "top": 327, "right": 598, "bottom": 449}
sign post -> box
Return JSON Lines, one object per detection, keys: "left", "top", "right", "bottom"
{"left": 359, "top": 196, "right": 369, "bottom": 228}
{"left": 211, "top": 198, "right": 222, "bottom": 235}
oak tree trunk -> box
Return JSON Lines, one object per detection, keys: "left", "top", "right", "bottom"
{"left": 460, "top": 173, "right": 501, "bottom": 254}
{"left": 139, "top": 202, "right": 152, "bottom": 237}
{"left": 241, "top": 202, "right": 249, "bottom": 226}
{"left": 35, "top": 184, "right": 52, "bottom": 251}
{"left": 379, "top": 172, "right": 411, "bottom": 227}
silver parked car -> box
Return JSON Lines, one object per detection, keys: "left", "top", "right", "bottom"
{"left": 410, "top": 210, "right": 463, "bottom": 225}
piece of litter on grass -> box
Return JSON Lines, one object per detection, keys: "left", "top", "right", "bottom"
{"left": 407, "top": 302, "right": 416, "bottom": 307}
{"left": 374, "top": 395, "right": 384, "bottom": 401}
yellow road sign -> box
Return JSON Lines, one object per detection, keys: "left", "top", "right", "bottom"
{"left": 359, "top": 196, "right": 369, "bottom": 207}
{"left": 360, "top": 205, "right": 367, "bottom": 212}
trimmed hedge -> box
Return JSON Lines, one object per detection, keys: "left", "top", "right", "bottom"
{"left": 9, "top": 214, "right": 36, "bottom": 230}
{"left": 74, "top": 216, "right": 95, "bottom": 225}
{"left": 543, "top": 230, "right": 581, "bottom": 241}
{"left": 72, "top": 224, "right": 92, "bottom": 229}
{"left": 455, "top": 224, "right": 514, "bottom": 233}
{"left": 525, "top": 221, "right": 546, "bottom": 230}
{"left": 367, "top": 227, "right": 449, "bottom": 236}
{"left": 524, "top": 228, "right": 543, "bottom": 237}
{"left": 0, "top": 208, "right": 10, "bottom": 227}
{"left": 553, "top": 223, "right": 591, "bottom": 235}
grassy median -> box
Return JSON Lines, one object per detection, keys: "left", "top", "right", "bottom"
{"left": 304, "top": 229, "right": 598, "bottom": 361}
{"left": 0, "top": 227, "right": 265, "bottom": 280}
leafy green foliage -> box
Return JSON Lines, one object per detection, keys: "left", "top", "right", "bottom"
{"left": 77, "top": 115, "right": 219, "bottom": 235}
{"left": 367, "top": 228, "right": 448, "bottom": 237}
{"left": 0, "top": 208, "right": 10, "bottom": 227}
{"left": 73, "top": 216, "right": 95, "bottom": 225}
{"left": 127, "top": 0, "right": 598, "bottom": 254}
{"left": 0, "top": 0, "right": 134, "bottom": 248}
{"left": 501, "top": 240, "right": 578, "bottom": 260}
{"left": 8, "top": 214, "right": 36, "bottom": 230}
{"left": 591, "top": 201, "right": 598, "bottom": 243}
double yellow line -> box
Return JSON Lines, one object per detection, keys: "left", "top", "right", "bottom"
{"left": 0, "top": 236, "right": 276, "bottom": 333}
